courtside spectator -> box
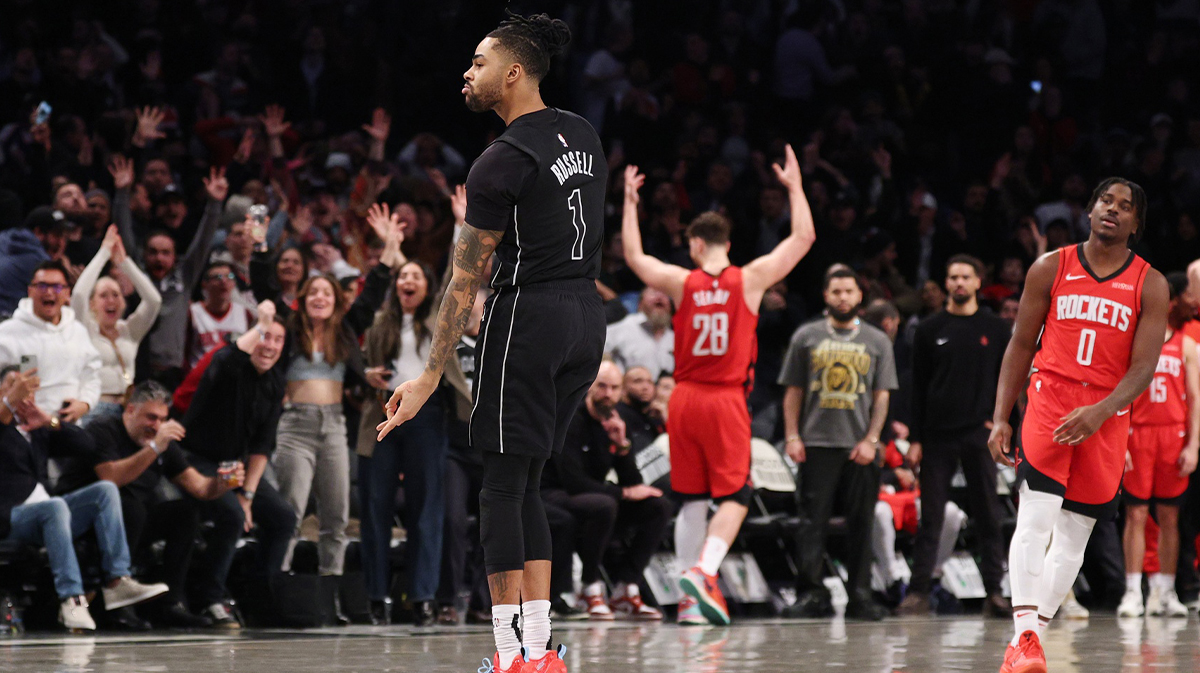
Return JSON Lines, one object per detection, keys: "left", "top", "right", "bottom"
{"left": 604, "top": 287, "right": 675, "bottom": 378}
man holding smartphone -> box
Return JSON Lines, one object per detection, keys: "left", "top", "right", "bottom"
{"left": 0, "top": 261, "right": 100, "bottom": 423}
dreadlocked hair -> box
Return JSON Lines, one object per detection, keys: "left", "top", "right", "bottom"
{"left": 488, "top": 10, "right": 571, "bottom": 82}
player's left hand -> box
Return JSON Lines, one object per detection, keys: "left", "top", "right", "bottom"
{"left": 849, "top": 438, "right": 877, "bottom": 465}
{"left": 1179, "top": 446, "right": 1199, "bottom": 477}
{"left": 376, "top": 375, "right": 437, "bottom": 440}
{"left": 1053, "top": 404, "right": 1110, "bottom": 445}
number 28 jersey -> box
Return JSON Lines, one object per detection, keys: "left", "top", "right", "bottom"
{"left": 673, "top": 266, "right": 758, "bottom": 388}
{"left": 1033, "top": 244, "right": 1151, "bottom": 390}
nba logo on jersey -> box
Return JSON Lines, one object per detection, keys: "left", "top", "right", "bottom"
{"left": 557, "top": 133, "right": 568, "bottom": 147}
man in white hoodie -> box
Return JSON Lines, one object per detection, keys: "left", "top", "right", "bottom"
{"left": 0, "top": 261, "right": 101, "bottom": 423}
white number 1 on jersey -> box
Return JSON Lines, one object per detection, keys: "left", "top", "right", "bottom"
{"left": 567, "top": 188, "right": 586, "bottom": 260}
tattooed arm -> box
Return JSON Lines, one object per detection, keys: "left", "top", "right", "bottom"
{"left": 376, "top": 223, "right": 502, "bottom": 439}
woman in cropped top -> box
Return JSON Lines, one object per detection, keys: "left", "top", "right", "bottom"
{"left": 357, "top": 259, "right": 470, "bottom": 625}
{"left": 268, "top": 227, "right": 402, "bottom": 610}
{"left": 71, "top": 226, "right": 162, "bottom": 424}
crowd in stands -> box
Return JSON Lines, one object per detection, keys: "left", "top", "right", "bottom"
{"left": 3, "top": 0, "right": 1200, "bottom": 630}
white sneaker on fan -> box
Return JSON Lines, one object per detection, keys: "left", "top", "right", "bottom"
{"left": 1158, "top": 589, "right": 1188, "bottom": 618}
{"left": 1117, "top": 590, "right": 1144, "bottom": 617}
{"left": 59, "top": 596, "right": 96, "bottom": 631}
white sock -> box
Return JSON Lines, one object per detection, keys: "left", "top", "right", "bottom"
{"left": 698, "top": 536, "right": 729, "bottom": 576}
{"left": 1126, "top": 573, "right": 1143, "bottom": 594}
{"left": 491, "top": 604, "right": 523, "bottom": 670}
{"left": 521, "top": 600, "right": 552, "bottom": 662}
{"left": 1037, "top": 616, "right": 1050, "bottom": 639}
{"left": 582, "top": 580, "right": 604, "bottom": 597}
{"left": 674, "top": 500, "right": 709, "bottom": 570}
{"left": 614, "top": 583, "right": 639, "bottom": 599}
{"left": 1012, "top": 609, "right": 1038, "bottom": 645}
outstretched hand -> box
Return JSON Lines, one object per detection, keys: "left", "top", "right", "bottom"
{"left": 623, "top": 165, "right": 645, "bottom": 204}
{"left": 772, "top": 144, "right": 803, "bottom": 192}
{"left": 203, "top": 166, "right": 229, "bottom": 202}
{"left": 450, "top": 184, "right": 467, "bottom": 224}
{"left": 376, "top": 375, "right": 437, "bottom": 441}
{"left": 108, "top": 155, "right": 135, "bottom": 190}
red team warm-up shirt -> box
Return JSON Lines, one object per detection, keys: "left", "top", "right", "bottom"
{"left": 1033, "top": 244, "right": 1151, "bottom": 390}
{"left": 1130, "top": 329, "right": 1188, "bottom": 426}
{"left": 672, "top": 266, "right": 758, "bottom": 389}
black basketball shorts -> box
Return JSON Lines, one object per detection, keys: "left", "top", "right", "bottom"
{"left": 469, "top": 279, "right": 605, "bottom": 458}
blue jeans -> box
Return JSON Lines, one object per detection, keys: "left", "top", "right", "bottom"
{"left": 79, "top": 401, "right": 124, "bottom": 428}
{"left": 6, "top": 481, "right": 131, "bottom": 599}
{"left": 359, "top": 397, "right": 447, "bottom": 602}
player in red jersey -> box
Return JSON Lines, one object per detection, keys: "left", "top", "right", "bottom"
{"left": 990, "top": 178, "right": 1168, "bottom": 673}
{"left": 1117, "top": 271, "right": 1199, "bottom": 618}
{"left": 620, "top": 146, "right": 814, "bottom": 625}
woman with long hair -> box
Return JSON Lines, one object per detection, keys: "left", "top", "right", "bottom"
{"left": 72, "top": 226, "right": 162, "bottom": 424}
{"left": 265, "top": 215, "right": 405, "bottom": 621}
{"left": 358, "top": 259, "right": 469, "bottom": 626}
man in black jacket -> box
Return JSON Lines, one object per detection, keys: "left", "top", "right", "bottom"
{"left": 898, "top": 255, "right": 1012, "bottom": 616}
{"left": 0, "top": 367, "right": 167, "bottom": 631}
{"left": 179, "top": 300, "right": 295, "bottom": 627}
{"left": 543, "top": 361, "right": 671, "bottom": 621}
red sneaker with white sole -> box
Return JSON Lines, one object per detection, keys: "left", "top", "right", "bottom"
{"left": 521, "top": 646, "right": 568, "bottom": 673}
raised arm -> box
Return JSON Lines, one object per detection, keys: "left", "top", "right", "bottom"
{"left": 180, "top": 167, "right": 228, "bottom": 289}
{"left": 71, "top": 228, "right": 118, "bottom": 331}
{"left": 743, "top": 145, "right": 816, "bottom": 307}
{"left": 988, "top": 251, "right": 1059, "bottom": 466}
{"left": 376, "top": 223, "right": 502, "bottom": 439}
{"left": 108, "top": 156, "right": 142, "bottom": 265}
{"left": 621, "top": 165, "right": 689, "bottom": 305}
{"left": 1053, "top": 270, "right": 1168, "bottom": 446}
{"left": 117, "top": 235, "right": 163, "bottom": 342}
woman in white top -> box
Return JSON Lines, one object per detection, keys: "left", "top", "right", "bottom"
{"left": 72, "top": 226, "right": 163, "bottom": 424}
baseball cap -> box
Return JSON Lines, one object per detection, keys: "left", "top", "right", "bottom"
{"left": 325, "top": 152, "right": 353, "bottom": 172}
{"left": 24, "top": 205, "right": 68, "bottom": 234}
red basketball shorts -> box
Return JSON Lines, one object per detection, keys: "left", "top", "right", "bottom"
{"left": 1125, "top": 424, "right": 1189, "bottom": 503}
{"left": 1019, "top": 371, "right": 1130, "bottom": 517}
{"left": 666, "top": 381, "right": 751, "bottom": 500}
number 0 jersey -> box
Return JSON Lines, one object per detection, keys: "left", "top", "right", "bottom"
{"left": 672, "top": 266, "right": 758, "bottom": 388}
{"left": 1131, "top": 329, "right": 1189, "bottom": 426}
{"left": 1033, "top": 244, "right": 1151, "bottom": 390}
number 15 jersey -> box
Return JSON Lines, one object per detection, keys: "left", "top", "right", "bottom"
{"left": 673, "top": 266, "right": 758, "bottom": 388}
{"left": 1033, "top": 244, "right": 1151, "bottom": 390}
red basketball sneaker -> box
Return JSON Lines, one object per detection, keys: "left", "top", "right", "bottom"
{"left": 1003, "top": 631, "right": 1047, "bottom": 673}
{"left": 679, "top": 567, "right": 730, "bottom": 625}
{"left": 521, "top": 646, "right": 568, "bottom": 673}
{"left": 480, "top": 651, "right": 525, "bottom": 673}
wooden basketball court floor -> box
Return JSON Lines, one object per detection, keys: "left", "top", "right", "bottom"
{"left": 2, "top": 614, "right": 1198, "bottom": 672}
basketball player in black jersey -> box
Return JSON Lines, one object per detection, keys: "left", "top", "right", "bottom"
{"left": 376, "top": 12, "right": 604, "bottom": 673}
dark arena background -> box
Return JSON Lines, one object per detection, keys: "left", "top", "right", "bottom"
{"left": 3, "top": 1, "right": 1200, "bottom": 672}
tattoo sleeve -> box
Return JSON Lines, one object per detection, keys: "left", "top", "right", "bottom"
{"left": 424, "top": 223, "right": 503, "bottom": 378}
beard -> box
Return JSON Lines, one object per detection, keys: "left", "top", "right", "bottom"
{"left": 827, "top": 305, "right": 859, "bottom": 323}
{"left": 591, "top": 398, "right": 616, "bottom": 419}
{"left": 950, "top": 291, "right": 973, "bottom": 306}
{"left": 464, "top": 79, "right": 503, "bottom": 113}
{"left": 645, "top": 310, "right": 672, "bottom": 332}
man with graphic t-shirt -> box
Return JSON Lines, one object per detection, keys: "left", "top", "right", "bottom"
{"left": 779, "top": 266, "right": 897, "bottom": 621}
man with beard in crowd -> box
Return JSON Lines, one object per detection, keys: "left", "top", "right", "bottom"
{"left": 779, "top": 266, "right": 897, "bottom": 621}
{"left": 605, "top": 287, "right": 675, "bottom": 379}
{"left": 897, "top": 255, "right": 1012, "bottom": 617}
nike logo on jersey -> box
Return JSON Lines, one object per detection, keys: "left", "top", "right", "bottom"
{"left": 1116, "top": 409, "right": 1129, "bottom": 416}
{"left": 936, "top": 338, "right": 949, "bottom": 345}
{"left": 1065, "top": 273, "right": 1088, "bottom": 281}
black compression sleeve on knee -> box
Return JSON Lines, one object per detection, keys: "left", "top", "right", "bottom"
{"left": 481, "top": 452, "right": 532, "bottom": 574}
{"left": 521, "top": 458, "right": 552, "bottom": 562}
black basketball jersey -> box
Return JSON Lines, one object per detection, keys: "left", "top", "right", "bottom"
{"left": 464, "top": 108, "right": 607, "bottom": 289}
